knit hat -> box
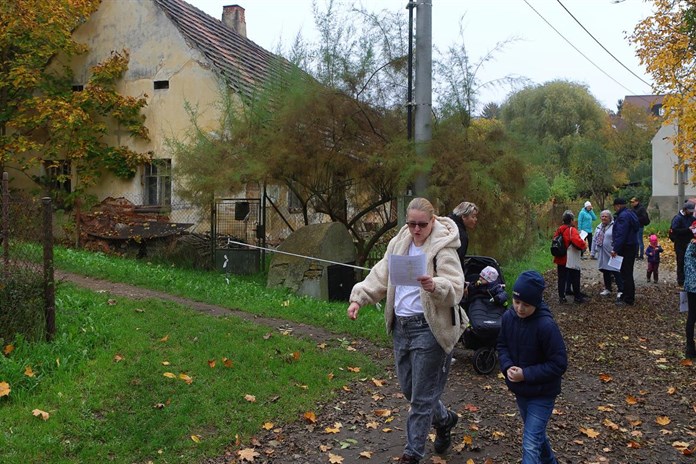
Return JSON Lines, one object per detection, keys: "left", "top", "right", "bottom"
{"left": 613, "top": 197, "right": 627, "bottom": 206}
{"left": 584, "top": 201, "right": 592, "bottom": 208}
{"left": 649, "top": 234, "right": 658, "bottom": 245}
{"left": 512, "top": 271, "right": 545, "bottom": 307}
{"left": 691, "top": 220, "right": 696, "bottom": 236}
{"left": 685, "top": 201, "right": 695, "bottom": 212}
{"left": 479, "top": 266, "right": 499, "bottom": 283}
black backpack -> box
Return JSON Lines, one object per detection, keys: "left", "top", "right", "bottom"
{"left": 550, "top": 232, "right": 567, "bottom": 257}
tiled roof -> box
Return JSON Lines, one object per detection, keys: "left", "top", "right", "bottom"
{"left": 623, "top": 94, "right": 664, "bottom": 113}
{"left": 153, "top": 0, "right": 294, "bottom": 101}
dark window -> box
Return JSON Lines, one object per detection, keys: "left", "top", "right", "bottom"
{"left": 154, "top": 80, "right": 170, "bottom": 90}
{"left": 43, "top": 160, "right": 71, "bottom": 193}
{"left": 287, "top": 190, "right": 303, "bottom": 213}
{"left": 143, "top": 159, "right": 172, "bottom": 206}
{"left": 72, "top": 85, "right": 84, "bottom": 92}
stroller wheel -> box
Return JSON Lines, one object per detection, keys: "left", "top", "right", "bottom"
{"left": 472, "top": 347, "right": 497, "bottom": 375}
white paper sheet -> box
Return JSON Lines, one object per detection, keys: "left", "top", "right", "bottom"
{"left": 388, "top": 254, "right": 426, "bottom": 287}
{"left": 607, "top": 255, "right": 623, "bottom": 271}
{"left": 579, "top": 230, "right": 588, "bottom": 240}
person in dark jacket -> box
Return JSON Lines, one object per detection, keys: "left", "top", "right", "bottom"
{"left": 670, "top": 200, "right": 695, "bottom": 287}
{"left": 448, "top": 201, "right": 479, "bottom": 266}
{"left": 630, "top": 197, "right": 649, "bottom": 260}
{"left": 497, "top": 270, "right": 567, "bottom": 464}
{"left": 612, "top": 198, "right": 640, "bottom": 306}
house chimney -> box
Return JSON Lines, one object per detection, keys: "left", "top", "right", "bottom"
{"left": 222, "top": 5, "right": 246, "bottom": 38}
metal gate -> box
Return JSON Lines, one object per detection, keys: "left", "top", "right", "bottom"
{"left": 212, "top": 198, "right": 265, "bottom": 274}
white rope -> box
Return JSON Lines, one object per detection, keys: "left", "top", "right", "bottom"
{"left": 225, "top": 239, "right": 372, "bottom": 271}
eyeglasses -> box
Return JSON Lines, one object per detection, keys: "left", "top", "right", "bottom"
{"left": 406, "top": 221, "right": 430, "bottom": 229}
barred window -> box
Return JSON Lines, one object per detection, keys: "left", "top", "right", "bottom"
{"left": 144, "top": 159, "right": 171, "bottom": 206}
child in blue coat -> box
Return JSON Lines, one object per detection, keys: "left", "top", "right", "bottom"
{"left": 645, "top": 234, "right": 664, "bottom": 283}
{"left": 497, "top": 271, "right": 567, "bottom": 464}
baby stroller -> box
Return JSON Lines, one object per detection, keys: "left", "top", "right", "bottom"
{"left": 460, "top": 256, "right": 507, "bottom": 374}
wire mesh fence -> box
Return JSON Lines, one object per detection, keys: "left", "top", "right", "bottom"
{"left": 0, "top": 172, "right": 54, "bottom": 342}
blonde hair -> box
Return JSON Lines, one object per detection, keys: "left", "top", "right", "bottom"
{"left": 453, "top": 201, "right": 478, "bottom": 217}
{"left": 407, "top": 197, "right": 435, "bottom": 218}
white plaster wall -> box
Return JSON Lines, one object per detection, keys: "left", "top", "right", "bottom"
{"left": 651, "top": 122, "right": 696, "bottom": 218}
{"left": 67, "top": 0, "right": 233, "bottom": 202}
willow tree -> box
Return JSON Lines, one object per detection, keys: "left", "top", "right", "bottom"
{"left": 630, "top": 0, "right": 696, "bottom": 180}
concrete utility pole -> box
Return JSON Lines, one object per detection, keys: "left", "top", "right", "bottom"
{"left": 413, "top": 0, "right": 432, "bottom": 196}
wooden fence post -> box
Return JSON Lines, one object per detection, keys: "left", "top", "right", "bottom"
{"left": 43, "top": 197, "right": 55, "bottom": 341}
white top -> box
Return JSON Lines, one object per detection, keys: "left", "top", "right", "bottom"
{"left": 394, "top": 242, "right": 425, "bottom": 317}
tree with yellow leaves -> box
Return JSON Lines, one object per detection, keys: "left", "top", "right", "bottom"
{"left": 630, "top": 0, "right": 696, "bottom": 179}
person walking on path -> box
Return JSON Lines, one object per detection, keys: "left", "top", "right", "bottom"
{"left": 682, "top": 221, "right": 696, "bottom": 359}
{"left": 553, "top": 210, "right": 588, "bottom": 304}
{"left": 630, "top": 197, "right": 650, "bottom": 260}
{"left": 670, "top": 201, "right": 695, "bottom": 287}
{"left": 592, "top": 209, "right": 624, "bottom": 298}
{"left": 347, "top": 197, "right": 466, "bottom": 464}
{"left": 578, "top": 201, "right": 596, "bottom": 258}
{"left": 497, "top": 270, "right": 568, "bottom": 464}
{"left": 645, "top": 234, "right": 663, "bottom": 284}
{"left": 612, "top": 198, "right": 640, "bottom": 306}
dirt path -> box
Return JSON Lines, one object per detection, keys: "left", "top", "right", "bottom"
{"left": 58, "top": 253, "right": 695, "bottom": 464}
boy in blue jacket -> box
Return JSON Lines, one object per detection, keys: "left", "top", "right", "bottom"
{"left": 497, "top": 271, "right": 568, "bottom": 464}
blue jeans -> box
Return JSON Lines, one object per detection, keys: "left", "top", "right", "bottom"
{"left": 393, "top": 314, "right": 451, "bottom": 459}
{"left": 515, "top": 395, "right": 558, "bottom": 464}
{"left": 637, "top": 227, "right": 644, "bottom": 258}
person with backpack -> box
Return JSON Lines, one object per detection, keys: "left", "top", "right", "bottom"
{"left": 630, "top": 197, "right": 650, "bottom": 260}
{"left": 552, "top": 210, "right": 588, "bottom": 304}
{"left": 612, "top": 198, "right": 640, "bottom": 306}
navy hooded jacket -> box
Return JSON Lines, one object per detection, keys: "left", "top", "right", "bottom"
{"left": 496, "top": 301, "right": 567, "bottom": 398}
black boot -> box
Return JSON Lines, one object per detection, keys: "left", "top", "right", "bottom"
{"left": 687, "top": 340, "right": 696, "bottom": 359}
{"left": 434, "top": 410, "right": 458, "bottom": 454}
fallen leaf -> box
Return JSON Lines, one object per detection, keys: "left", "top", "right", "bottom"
{"left": 359, "top": 450, "right": 373, "bottom": 458}
{"left": 161, "top": 361, "right": 170, "bottom": 366}
{"left": 602, "top": 418, "right": 619, "bottom": 430}
{"left": 237, "top": 447, "right": 260, "bottom": 461}
{"left": 325, "top": 425, "right": 341, "bottom": 434}
{"left": 342, "top": 385, "right": 352, "bottom": 392}
{"left": 159, "top": 334, "right": 169, "bottom": 342}
{"left": 113, "top": 354, "right": 123, "bottom": 363}
{"left": 329, "top": 453, "right": 343, "bottom": 464}
{"left": 32, "top": 409, "right": 49, "bottom": 420}
{"left": 303, "top": 411, "right": 317, "bottom": 423}
{"left": 347, "top": 366, "right": 360, "bottom": 373}
{"left": 328, "top": 373, "right": 335, "bottom": 381}
{"left": 627, "top": 440, "right": 641, "bottom": 449}
{"left": 317, "top": 342, "right": 327, "bottom": 349}
{"left": 190, "top": 434, "right": 202, "bottom": 443}
{"left": 208, "top": 359, "right": 216, "bottom": 368}
{"left": 134, "top": 308, "right": 145, "bottom": 313}
{"left": 667, "top": 386, "right": 677, "bottom": 395}
{"left": 374, "top": 409, "right": 391, "bottom": 417}
{"left": 492, "top": 430, "right": 505, "bottom": 439}
{"left": 292, "top": 351, "right": 301, "bottom": 361}
{"left": 319, "top": 444, "right": 332, "bottom": 452}
{"left": 430, "top": 457, "right": 446, "bottom": 463}
{"left": 371, "top": 378, "right": 384, "bottom": 387}
{"left": 0, "top": 382, "right": 10, "bottom": 397}
{"left": 328, "top": 453, "right": 344, "bottom": 463}
{"left": 381, "top": 427, "right": 392, "bottom": 432}
{"left": 163, "top": 372, "right": 176, "bottom": 379}
{"left": 222, "top": 357, "right": 233, "bottom": 368}
{"left": 597, "top": 405, "right": 614, "bottom": 412}
{"left": 107, "top": 298, "right": 117, "bottom": 305}
{"left": 625, "top": 395, "right": 638, "bottom": 405}
{"left": 24, "top": 366, "right": 35, "bottom": 377}
{"left": 580, "top": 427, "right": 600, "bottom": 438}
{"left": 179, "top": 373, "right": 193, "bottom": 384}
{"left": 366, "top": 421, "right": 378, "bottom": 429}
{"left": 656, "top": 416, "right": 671, "bottom": 426}
{"left": 262, "top": 422, "right": 274, "bottom": 430}
{"left": 681, "top": 359, "right": 693, "bottom": 367}
{"left": 464, "top": 404, "right": 479, "bottom": 412}
{"left": 599, "top": 373, "right": 613, "bottom": 383}
{"left": 244, "top": 394, "right": 256, "bottom": 403}
{"left": 3, "top": 344, "right": 14, "bottom": 355}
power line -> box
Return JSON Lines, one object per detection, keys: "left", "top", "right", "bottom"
{"left": 555, "top": 0, "right": 652, "bottom": 88}
{"left": 521, "top": 0, "right": 640, "bottom": 96}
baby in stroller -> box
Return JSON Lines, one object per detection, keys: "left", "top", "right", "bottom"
{"left": 462, "top": 260, "right": 508, "bottom": 374}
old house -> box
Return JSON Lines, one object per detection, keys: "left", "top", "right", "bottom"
{"left": 12, "top": 0, "right": 317, "bottom": 243}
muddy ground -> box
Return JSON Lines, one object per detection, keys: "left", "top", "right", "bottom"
{"left": 59, "top": 249, "right": 696, "bottom": 464}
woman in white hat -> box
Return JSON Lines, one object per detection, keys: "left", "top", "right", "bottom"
{"left": 577, "top": 201, "right": 596, "bottom": 258}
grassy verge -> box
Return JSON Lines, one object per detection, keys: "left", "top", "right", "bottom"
{"left": 0, "top": 285, "right": 380, "bottom": 463}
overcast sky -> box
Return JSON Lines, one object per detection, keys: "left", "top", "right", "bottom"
{"left": 190, "top": 0, "right": 655, "bottom": 112}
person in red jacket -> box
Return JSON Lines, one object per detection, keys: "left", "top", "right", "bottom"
{"left": 553, "top": 210, "right": 588, "bottom": 304}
